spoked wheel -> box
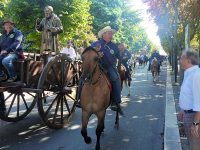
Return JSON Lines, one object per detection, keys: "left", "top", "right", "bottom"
{"left": 0, "top": 86, "right": 37, "bottom": 122}
{"left": 37, "top": 54, "right": 79, "bottom": 129}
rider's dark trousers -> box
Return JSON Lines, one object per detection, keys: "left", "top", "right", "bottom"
{"left": 107, "top": 66, "right": 121, "bottom": 104}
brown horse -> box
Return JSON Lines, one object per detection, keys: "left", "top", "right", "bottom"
{"left": 80, "top": 46, "right": 119, "bottom": 150}
{"left": 117, "top": 62, "right": 131, "bottom": 96}
{"left": 150, "top": 58, "right": 159, "bottom": 82}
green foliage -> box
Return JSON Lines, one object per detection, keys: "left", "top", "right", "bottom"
{"left": 4, "top": 0, "right": 94, "bottom": 52}
{"left": 90, "top": 0, "right": 123, "bottom": 35}
{"left": 90, "top": 0, "right": 151, "bottom": 53}
{"left": 1, "top": 0, "right": 152, "bottom": 53}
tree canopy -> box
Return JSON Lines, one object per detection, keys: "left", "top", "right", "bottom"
{"left": 0, "top": 0, "right": 152, "bottom": 53}
{"left": 144, "top": 0, "right": 200, "bottom": 53}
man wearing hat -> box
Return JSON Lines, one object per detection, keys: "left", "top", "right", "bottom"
{"left": 36, "top": 5, "right": 63, "bottom": 52}
{"left": 76, "top": 26, "right": 124, "bottom": 115}
{"left": 0, "top": 19, "right": 23, "bottom": 82}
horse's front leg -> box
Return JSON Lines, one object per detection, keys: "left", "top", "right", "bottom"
{"left": 81, "top": 110, "right": 92, "bottom": 144}
{"left": 96, "top": 111, "right": 106, "bottom": 150}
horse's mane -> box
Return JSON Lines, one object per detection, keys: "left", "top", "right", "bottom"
{"left": 82, "top": 46, "right": 97, "bottom": 55}
{"left": 153, "top": 57, "right": 157, "bottom": 61}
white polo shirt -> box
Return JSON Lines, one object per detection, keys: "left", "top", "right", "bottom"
{"left": 60, "top": 46, "right": 77, "bottom": 59}
{"left": 179, "top": 65, "right": 200, "bottom": 111}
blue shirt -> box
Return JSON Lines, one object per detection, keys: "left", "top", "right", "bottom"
{"left": 91, "top": 39, "right": 120, "bottom": 69}
{"left": 0, "top": 28, "right": 23, "bottom": 54}
{"left": 120, "top": 49, "right": 131, "bottom": 64}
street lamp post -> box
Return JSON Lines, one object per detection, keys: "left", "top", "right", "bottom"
{"left": 170, "top": 35, "right": 174, "bottom": 71}
{"left": 174, "top": 0, "right": 179, "bottom": 83}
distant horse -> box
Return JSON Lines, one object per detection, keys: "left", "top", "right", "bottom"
{"left": 150, "top": 58, "right": 159, "bottom": 82}
{"left": 80, "top": 46, "right": 119, "bottom": 150}
{"left": 117, "top": 61, "right": 131, "bottom": 96}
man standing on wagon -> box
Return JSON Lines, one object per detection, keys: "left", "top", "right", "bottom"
{"left": 36, "top": 6, "right": 63, "bottom": 53}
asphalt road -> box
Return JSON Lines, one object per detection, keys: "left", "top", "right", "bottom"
{"left": 0, "top": 63, "right": 167, "bottom": 150}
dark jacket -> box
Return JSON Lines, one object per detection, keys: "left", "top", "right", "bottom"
{"left": 91, "top": 39, "right": 120, "bottom": 69}
{"left": 0, "top": 28, "right": 23, "bottom": 54}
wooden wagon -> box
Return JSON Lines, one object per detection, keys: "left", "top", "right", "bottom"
{"left": 0, "top": 52, "right": 81, "bottom": 129}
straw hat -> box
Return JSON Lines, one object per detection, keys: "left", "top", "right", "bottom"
{"left": 98, "top": 26, "right": 116, "bottom": 38}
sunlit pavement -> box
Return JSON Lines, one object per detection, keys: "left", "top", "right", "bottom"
{"left": 0, "top": 63, "right": 167, "bottom": 150}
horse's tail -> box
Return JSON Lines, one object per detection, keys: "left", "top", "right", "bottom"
{"left": 124, "top": 78, "right": 128, "bottom": 87}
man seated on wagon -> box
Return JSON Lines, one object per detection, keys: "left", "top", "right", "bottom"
{"left": 76, "top": 26, "right": 124, "bottom": 115}
{"left": 0, "top": 19, "right": 23, "bottom": 82}
{"left": 118, "top": 43, "right": 132, "bottom": 81}
{"left": 148, "top": 49, "right": 161, "bottom": 72}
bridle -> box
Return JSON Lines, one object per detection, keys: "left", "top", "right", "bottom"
{"left": 82, "top": 47, "right": 102, "bottom": 85}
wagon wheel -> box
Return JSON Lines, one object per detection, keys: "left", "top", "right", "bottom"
{"left": 37, "top": 54, "right": 79, "bottom": 129}
{"left": 0, "top": 86, "right": 37, "bottom": 122}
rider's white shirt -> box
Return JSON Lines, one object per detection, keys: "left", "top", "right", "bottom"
{"left": 179, "top": 65, "right": 200, "bottom": 111}
{"left": 60, "top": 46, "right": 77, "bottom": 59}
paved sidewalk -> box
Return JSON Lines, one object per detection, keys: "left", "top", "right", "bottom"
{"left": 170, "top": 70, "right": 190, "bottom": 150}
{"left": 164, "top": 64, "right": 182, "bottom": 150}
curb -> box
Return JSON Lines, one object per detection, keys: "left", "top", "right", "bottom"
{"left": 164, "top": 63, "right": 182, "bottom": 150}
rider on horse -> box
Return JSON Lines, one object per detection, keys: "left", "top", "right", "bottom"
{"left": 148, "top": 49, "right": 161, "bottom": 72}
{"left": 76, "top": 26, "right": 124, "bottom": 115}
{"left": 118, "top": 43, "right": 132, "bottom": 81}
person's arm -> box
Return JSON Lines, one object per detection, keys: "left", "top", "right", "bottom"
{"left": 36, "top": 18, "right": 44, "bottom": 32}
{"left": 5, "top": 30, "right": 23, "bottom": 53}
{"left": 191, "top": 72, "right": 200, "bottom": 138}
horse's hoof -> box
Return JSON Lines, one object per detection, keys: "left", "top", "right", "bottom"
{"left": 95, "top": 144, "right": 100, "bottom": 150}
{"left": 85, "top": 136, "right": 92, "bottom": 144}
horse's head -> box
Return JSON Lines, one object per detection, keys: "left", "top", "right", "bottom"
{"left": 81, "top": 46, "right": 100, "bottom": 80}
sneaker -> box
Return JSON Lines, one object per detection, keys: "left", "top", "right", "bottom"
{"left": 7, "top": 75, "right": 17, "bottom": 82}
{"left": 0, "top": 74, "right": 7, "bottom": 81}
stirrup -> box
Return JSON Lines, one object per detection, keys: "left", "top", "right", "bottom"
{"left": 110, "top": 104, "right": 124, "bottom": 116}
{"left": 75, "top": 100, "right": 81, "bottom": 108}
